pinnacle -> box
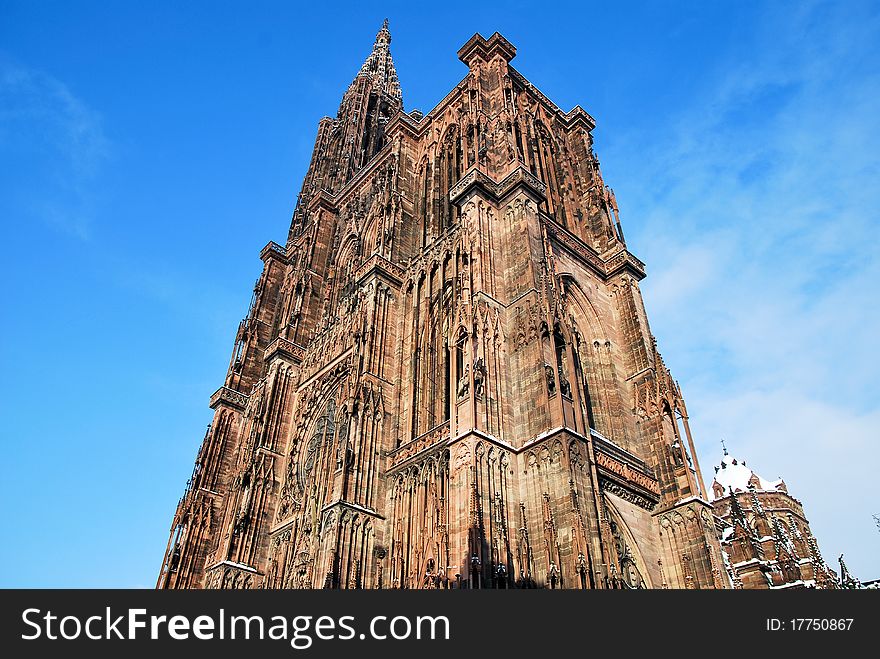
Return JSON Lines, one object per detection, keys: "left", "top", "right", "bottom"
{"left": 354, "top": 19, "right": 402, "bottom": 103}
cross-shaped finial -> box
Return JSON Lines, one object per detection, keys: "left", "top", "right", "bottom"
{"left": 721, "top": 438, "right": 728, "bottom": 456}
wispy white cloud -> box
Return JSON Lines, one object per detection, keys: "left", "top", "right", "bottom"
{"left": 0, "top": 59, "right": 110, "bottom": 239}
{"left": 605, "top": 0, "right": 880, "bottom": 577}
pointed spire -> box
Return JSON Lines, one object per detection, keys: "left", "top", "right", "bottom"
{"left": 807, "top": 534, "right": 826, "bottom": 568}
{"left": 750, "top": 490, "right": 766, "bottom": 516}
{"left": 728, "top": 487, "right": 749, "bottom": 528}
{"left": 771, "top": 515, "right": 798, "bottom": 558}
{"left": 355, "top": 19, "right": 402, "bottom": 103}
{"left": 838, "top": 554, "right": 861, "bottom": 588}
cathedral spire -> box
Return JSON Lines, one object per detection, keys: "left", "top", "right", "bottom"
{"left": 354, "top": 18, "right": 402, "bottom": 103}
{"left": 291, "top": 19, "right": 404, "bottom": 205}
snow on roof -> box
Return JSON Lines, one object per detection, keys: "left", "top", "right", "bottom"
{"left": 708, "top": 454, "right": 784, "bottom": 502}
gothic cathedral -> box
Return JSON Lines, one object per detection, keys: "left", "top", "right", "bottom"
{"left": 158, "top": 22, "right": 728, "bottom": 590}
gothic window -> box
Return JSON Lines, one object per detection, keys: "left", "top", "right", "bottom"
{"left": 419, "top": 162, "right": 432, "bottom": 246}
{"left": 609, "top": 518, "right": 646, "bottom": 589}
{"left": 426, "top": 314, "right": 439, "bottom": 429}
{"left": 534, "top": 121, "right": 567, "bottom": 226}
{"left": 409, "top": 278, "right": 423, "bottom": 437}
{"left": 443, "top": 344, "right": 451, "bottom": 422}
{"left": 299, "top": 398, "right": 336, "bottom": 490}
{"left": 513, "top": 120, "right": 524, "bottom": 162}
{"left": 568, "top": 329, "right": 597, "bottom": 428}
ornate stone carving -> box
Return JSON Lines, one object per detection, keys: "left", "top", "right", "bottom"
{"left": 158, "top": 25, "right": 736, "bottom": 593}
{"left": 209, "top": 386, "right": 249, "bottom": 411}
{"left": 601, "top": 480, "right": 656, "bottom": 511}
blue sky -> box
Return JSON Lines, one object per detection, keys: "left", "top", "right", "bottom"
{"left": 1, "top": 0, "right": 877, "bottom": 587}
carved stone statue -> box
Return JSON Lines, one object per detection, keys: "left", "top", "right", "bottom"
{"left": 457, "top": 364, "right": 470, "bottom": 399}
{"left": 545, "top": 364, "right": 556, "bottom": 395}
{"left": 558, "top": 369, "right": 571, "bottom": 397}
{"left": 473, "top": 358, "right": 486, "bottom": 398}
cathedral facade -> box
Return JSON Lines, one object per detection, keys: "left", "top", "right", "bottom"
{"left": 158, "top": 23, "right": 728, "bottom": 590}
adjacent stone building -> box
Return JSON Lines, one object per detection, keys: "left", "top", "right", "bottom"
{"left": 158, "top": 22, "right": 729, "bottom": 589}
{"left": 709, "top": 449, "right": 837, "bottom": 589}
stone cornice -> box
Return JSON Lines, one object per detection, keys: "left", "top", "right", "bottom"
{"left": 545, "top": 219, "right": 646, "bottom": 281}
{"left": 386, "top": 76, "right": 471, "bottom": 142}
{"left": 259, "top": 241, "right": 288, "bottom": 264}
{"left": 508, "top": 68, "right": 597, "bottom": 133}
{"left": 605, "top": 248, "right": 647, "bottom": 280}
{"left": 594, "top": 451, "right": 660, "bottom": 499}
{"left": 300, "top": 142, "right": 396, "bottom": 220}
{"left": 519, "top": 425, "right": 584, "bottom": 453}
{"left": 294, "top": 347, "right": 353, "bottom": 391}
{"left": 387, "top": 421, "right": 451, "bottom": 472}
{"left": 652, "top": 494, "right": 716, "bottom": 517}
{"left": 590, "top": 431, "right": 660, "bottom": 508}
{"left": 321, "top": 500, "right": 385, "bottom": 520}
{"left": 209, "top": 386, "right": 249, "bottom": 411}
{"left": 355, "top": 253, "right": 405, "bottom": 287}
{"left": 384, "top": 108, "right": 425, "bottom": 140}
{"left": 449, "top": 165, "right": 547, "bottom": 205}
{"left": 560, "top": 105, "right": 597, "bottom": 132}
{"left": 206, "top": 560, "right": 260, "bottom": 575}
{"left": 591, "top": 431, "right": 657, "bottom": 481}
{"left": 458, "top": 32, "right": 517, "bottom": 66}
{"left": 387, "top": 425, "right": 520, "bottom": 474}
{"left": 263, "top": 336, "right": 306, "bottom": 364}
{"left": 306, "top": 188, "right": 337, "bottom": 214}
{"left": 601, "top": 480, "right": 657, "bottom": 511}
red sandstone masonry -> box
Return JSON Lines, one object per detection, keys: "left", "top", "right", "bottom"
{"left": 158, "top": 24, "right": 736, "bottom": 590}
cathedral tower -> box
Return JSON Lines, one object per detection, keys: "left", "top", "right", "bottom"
{"left": 158, "top": 23, "right": 727, "bottom": 590}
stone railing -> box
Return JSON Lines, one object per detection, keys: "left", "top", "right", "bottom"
{"left": 263, "top": 336, "right": 306, "bottom": 364}
{"left": 209, "top": 386, "right": 249, "bottom": 411}
{"left": 594, "top": 450, "right": 661, "bottom": 497}
{"left": 260, "top": 241, "right": 288, "bottom": 263}
{"left": 589, "top": 431, "right": 660, "bottom": 511}
{"left": 355, "top": 253, "right": 405, "bottom": 284}
{"left": 388, "top": 421, "right": 450, "bottom": 470}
